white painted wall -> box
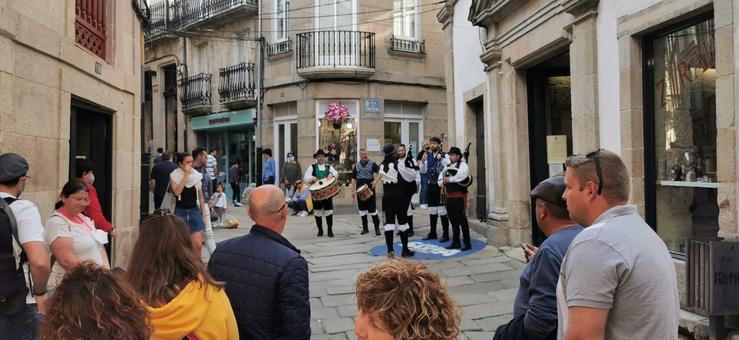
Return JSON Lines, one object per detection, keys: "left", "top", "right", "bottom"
{"left": 452, "top": 0, "right": 487, "bottom": 143}
{"left": 596, "top": 0, "right": 659, "bottom": 153}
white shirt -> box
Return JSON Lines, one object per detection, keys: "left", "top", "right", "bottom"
{"left": 206, "top": 154, "right": 217, "bottom": 177}
{"left": 212, "top": 192, "right": 227, "bottom": 209}
{"left": 0, "top": 192, "right": 45, "bottom": 304}
{"left": 44, "top": 211, "right": 107, "bottom": 290}
{"left": 303, "top": 163, "right": 339, "bottom": 184}
{"left": 437, "top": 161, "right": 470, "bottom": 186}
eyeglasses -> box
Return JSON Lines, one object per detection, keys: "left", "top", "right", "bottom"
{"left": 273, "top": 203, "right": 287, "bottom": 214}
{"left": 586, "top": 148, "right": 604, "bottom": 196}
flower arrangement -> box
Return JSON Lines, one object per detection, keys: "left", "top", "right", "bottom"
{"left": 324, "top": 102, "right": 350, "bottom": 126}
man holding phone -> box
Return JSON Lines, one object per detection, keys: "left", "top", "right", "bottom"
{"left": 494, "top": 175, "right": 582, "bottom": 340}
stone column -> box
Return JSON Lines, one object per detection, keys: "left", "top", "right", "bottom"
{"left": 436, "top": 2, "right": 456, "bottom": 145}
{"left": 563, "top": 0, "right": 600, "bottom": 153}
{"left": 480, "top": 47, "right": 511, "bottom": 246}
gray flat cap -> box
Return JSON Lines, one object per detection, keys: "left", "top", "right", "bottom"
{"left": 0, "top": 153, "right": 29, "bottom": 182}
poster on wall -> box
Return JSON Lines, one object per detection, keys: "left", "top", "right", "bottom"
{"left": 546, "top": 135, "right": 567, "bottom": 164}
{"left": 366, "top": 138, "right": 381, "bottom": 152}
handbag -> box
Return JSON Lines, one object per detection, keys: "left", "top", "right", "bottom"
{"left": 161, "top": 182, "right": 176, "bottom": 211}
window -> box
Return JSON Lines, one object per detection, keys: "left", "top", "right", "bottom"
{"left": 384, "top": 101, "right": 424, "bottom": 153}
{"left": 75, "top": 0, "right": 107, "bottom": 59}
{"left": 393, "top": 0, "right": 417, "bottom": 39}
{"left": 645, "top": 16, "right": 717, "bottom": 254}
{"left": 316, "top": 100, "right": 359, "bottom": 186}
{"left": 274, "top": 0, "right": 289, "bottom": 41}
{"left": 197, "top": 44, "right": 208, "bottom": 74}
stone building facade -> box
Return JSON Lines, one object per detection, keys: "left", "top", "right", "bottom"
{"left": 0, "top": 1, "right": 146, "bottom": 267}
{"left": 261, "top": 0, "right": 448, "bottom": 206}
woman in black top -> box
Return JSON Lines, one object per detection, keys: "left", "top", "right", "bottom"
{"left": 169, "top": 153, "right": 206, "bottom": 258}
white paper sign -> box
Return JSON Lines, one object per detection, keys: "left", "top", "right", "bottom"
{"left": 367, "top": 138, "right": 381, "bottom": 152}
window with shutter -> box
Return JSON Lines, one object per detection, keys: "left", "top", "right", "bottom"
{"left": 75, "top": 0, "right": 107, "bottom": 59}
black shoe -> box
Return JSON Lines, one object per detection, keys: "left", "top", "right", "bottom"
{"left": 439, "top": 237, "right": 450, "bottom": 242}
{"left": 375, "top": 228, "right": 381, "bottom": 236}
{"left": 446, "top": 243, "right": 461, "bottom": 249}
{"left": 387, "top": 251, "right": 395, "bottom": 258}
{"left": 423, "top": 234, "right": 438, "bottom": 240}
{"left": 401, "top": 249, "right": 415, "bottom": 257}
{"left": 360, "top": 229, "right": 369, "bottom": 235}
{"left": 327, "top": 227, "right": 334, "bottom": 238}
{"left": 461, "top": 244, "right": 472, "bottom": 251}
{"left": 317, "top": 230, "right": 323, "bottom": 237}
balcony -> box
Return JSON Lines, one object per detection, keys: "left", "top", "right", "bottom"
{"left": 296, "top": 31, "right": 375, "bottom": 80}
{"left": 219, "top": 62, "right": 256, "bottom": 109}
{"left": 389, "top": 36, "right": 425, "bottom": 58}
{"left": 180, "top": 73, "right": 212, "bottom": 115}
{"left": 146, "top": 0, "right": 257, "bottom": 40}
{"left": 267, "top": 39, "right": 292, "bottom": 58}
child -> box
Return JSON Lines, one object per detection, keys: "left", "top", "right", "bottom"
{"left": 211, "top": 183, "right": 227, "bottom": 225}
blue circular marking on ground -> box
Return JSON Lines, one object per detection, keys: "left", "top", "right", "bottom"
{"left": 370, "top": 238, "right": 486, "bottom": 260}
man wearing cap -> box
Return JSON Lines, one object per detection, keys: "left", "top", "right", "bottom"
{"left": 439, "top": 147, "right": 473, "bottom": 250}
{"left": 304, "top": 149, "right": 338, "bottom": 237}
{"left": 493, "top": 175, "right": 581, "bottom": 340}
{"left": 420, "top": 136, "right": 450, "bottom": 241}
{"left": 0, "top": 153, "right": 51, "bottom": 339}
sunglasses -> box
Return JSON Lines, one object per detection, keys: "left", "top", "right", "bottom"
{"left": 143, "top": 209, "right": 174, "bottom": 222}
{"left": 585, "top": 148, "right": 604, "bottom": 196}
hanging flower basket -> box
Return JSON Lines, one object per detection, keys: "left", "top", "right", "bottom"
{"left": 324, "top": 102, "right": 349, "bottom": 129}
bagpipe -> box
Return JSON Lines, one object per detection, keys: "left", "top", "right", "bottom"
{"left": 443, "top": 142, "right": 474, "bottom": 189}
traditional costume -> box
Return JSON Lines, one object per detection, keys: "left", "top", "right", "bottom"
{"left": 304, "top": 149, "right": 339, "bottom": 237}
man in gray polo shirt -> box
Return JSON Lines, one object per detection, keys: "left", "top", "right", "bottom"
{"left": 558, "top": 149, "right": 679, "bottom": 340}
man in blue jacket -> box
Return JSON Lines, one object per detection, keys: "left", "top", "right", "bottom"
{"left": 494, "top": 175, "right": 582, "bottom": 340}
{"left": 209, "top": 185, "right": 310, "bottom": 340}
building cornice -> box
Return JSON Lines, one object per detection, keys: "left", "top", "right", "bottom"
{"left": 561, "top": 0, "right": 599, "bottom": 17}
{"left": 480, "top": 47, "right": 502, "bottom": 70}
{"left": 436, "top": 1, "right": 455, "bottom": 28}
{"left": 468, "top": 0, "right": 526, "bottom": 28}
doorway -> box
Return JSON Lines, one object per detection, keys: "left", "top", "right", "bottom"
{"left": 274, "top": 120, "right": 298, "bottom": 185}
{"left": 527, "top": 53, "right": 572, "bottom": 245}
{"left": 163, "top": 65, "right": 178, "bottom": 152}
{"left": 470, "top": 99, "right": 487, "bottom": 222}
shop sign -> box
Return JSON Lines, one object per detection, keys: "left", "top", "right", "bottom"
{"left": 209, "top": 117, "right": 230, "bottom": 125}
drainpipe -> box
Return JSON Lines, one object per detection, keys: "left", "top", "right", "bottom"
{"left": 181, "top": 36, "right": 188, "bottom": 151}
{"left": 255, "top": 0, "right": 264, "bottom": 186}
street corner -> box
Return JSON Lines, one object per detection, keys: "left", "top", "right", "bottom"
{"left": 370, "top": 238, "right": 487, "bottom": 260}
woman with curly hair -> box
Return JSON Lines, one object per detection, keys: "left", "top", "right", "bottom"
{"left": 354, "top": 260, "right": 461, "bottom": 340}
{"left": 126, "top": 210, "right": 238, "bottom": 340}
{"left": 37, "top": 261, "right": 151, "bottom": 340}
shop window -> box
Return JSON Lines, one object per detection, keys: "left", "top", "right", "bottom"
{"left": 645, "top": 16, "right": 717, "bottom": 254}
{"left": 316, "top": 100, "right": 359, "bottom": 186}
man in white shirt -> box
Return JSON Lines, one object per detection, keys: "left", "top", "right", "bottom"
{"left": 207, "top": 149, "right": 219, "bottom": 186}
{"left": 0, "top": 153, "right": 51, "bottom": 340}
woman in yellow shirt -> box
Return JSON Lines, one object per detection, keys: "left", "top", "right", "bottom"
{"left": 126, "top": 210, "right": 238, "bottom": 340}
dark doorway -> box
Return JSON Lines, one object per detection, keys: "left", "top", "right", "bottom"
{"left": 70, "top": 100, "right": 113, "bottom": 223}
{"left": 470, "top": 98, "right": 487, "bottom": 222}
{"left": 527, "top": 53, "right": 572, "bottom": 245}
{"left": 163, "top": 65, "right": 178, "bottom": 152}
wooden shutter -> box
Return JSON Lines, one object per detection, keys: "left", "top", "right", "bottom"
{"left": 75, "top": 0, "right": 107, "bottom": 59}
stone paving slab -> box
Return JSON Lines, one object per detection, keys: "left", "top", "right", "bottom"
{"left": 213, "top": 206, "right": 525, "bottom": 339}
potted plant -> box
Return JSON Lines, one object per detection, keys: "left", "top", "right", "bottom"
{"left": 325, "top": 102, "right": 349, "bottom": 129}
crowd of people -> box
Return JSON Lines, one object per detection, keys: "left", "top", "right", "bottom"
{"left": 0, "top": 141, "right": 682, "bottom": 339}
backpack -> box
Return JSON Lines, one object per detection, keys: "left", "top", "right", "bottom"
{"left": 0, "top": 197, "right": 29, "bottom": 316}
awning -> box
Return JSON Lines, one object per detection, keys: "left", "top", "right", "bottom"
{"left": 191, "top": 108, "right": 255, "bottom": 131}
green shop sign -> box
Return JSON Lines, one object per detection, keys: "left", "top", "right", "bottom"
{"left": 191, "top": 109, "right": 255, "bottom": 131}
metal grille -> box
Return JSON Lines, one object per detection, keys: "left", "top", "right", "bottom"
{"left": 268, "top": 40, "right": 292, "bottom": 56}
{"left": 146, "top": 0, "right": 257, "bottom": 37}
{"left": 296, "top": 31, "right": 375, "bottom": 69}
{"left": 218, "top": 63, "right": 256, "bottom": 104}
{"left": 390, "top": 36, "right": 425, "bottom": 54}
{"left": 179, "top": 73, "right": 212, "bottom": 110}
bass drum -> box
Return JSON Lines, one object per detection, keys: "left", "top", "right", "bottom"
{"left": 310, "top": 177, "right": 341, "bottom": 201}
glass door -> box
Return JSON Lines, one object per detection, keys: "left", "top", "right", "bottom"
{"left": 316, "top": 0, "right": 356, "bottom": 66}
{"left": 274, "top": 120, "right": 298, "bottom": 184}
{"left": 384, "top": 119, "right": 423, "bottom": 154}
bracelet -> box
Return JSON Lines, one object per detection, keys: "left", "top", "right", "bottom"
{"left": 33, "top": 290, "right": 47, "bottom": 296}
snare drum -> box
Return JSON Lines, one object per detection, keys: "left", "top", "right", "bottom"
{"left": 310, "top": 177, "right": 341, "bottom": 201}
{"left": 356, "top": 184, "right": 374, "bottom": 202}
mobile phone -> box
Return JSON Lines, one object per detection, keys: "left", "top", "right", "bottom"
{"left": 520, "top": 242, "right": 527, "bottom": 251}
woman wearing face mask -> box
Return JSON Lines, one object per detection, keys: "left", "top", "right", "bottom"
{"left": 45, "top": 179, "right": 110, "bottom": 292}
{"left": 280, "top": 152, "right": 302, "bottom": 198}
{"left": 75, "top": 160, "right": 115, "bottom": 240}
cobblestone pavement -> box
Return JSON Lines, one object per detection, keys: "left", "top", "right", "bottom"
{"left": 209, "top": 204, "right": 525, "bottom": 340}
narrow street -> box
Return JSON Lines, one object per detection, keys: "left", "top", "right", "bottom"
{"left": 210, "top": 204, "right": 525, "bottom": 340}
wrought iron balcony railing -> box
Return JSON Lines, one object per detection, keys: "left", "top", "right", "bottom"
{"left": 146, "top": 0, "right": 257, "bottom": 38}
{"left": 218, "top": 62, "right": 256, "bottom": 108}
{"left": 180, "top": 73, "right": 212, "bottom": 114}
{"left": 390, "top": 36, "right": 425, "bottom": 55}
{"left": 296, "top": 30, "right": 375, "bottom": 70}
{"left": 267, "top": 40, "right": 292, "bottom": 57}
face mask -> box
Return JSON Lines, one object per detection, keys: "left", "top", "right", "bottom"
{"left": 87, "top": 174, "right": 95, "bottom": 185}
{"left": 287, "top": 156, "right": 295, "bottom": 162}
{"left": 16, "top": 180, "right": 25, "bottom": 198}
